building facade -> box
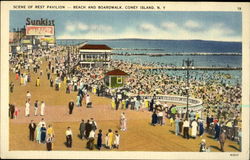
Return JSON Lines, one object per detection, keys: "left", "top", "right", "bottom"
{"left": 79, "top": 44, "right": 112, "bottom": 68}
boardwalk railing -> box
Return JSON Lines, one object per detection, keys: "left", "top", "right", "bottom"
{"left": 138, "top": 66, "right": 241, "bottom": 71}
{"left": 128, "top": 94, "right": 203, "bottom": 112}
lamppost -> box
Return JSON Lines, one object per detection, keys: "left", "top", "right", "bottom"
{"left": 62, "top": 40, "right": 71, "bottom": 77}
{"left": 182, "top": 58, "right": 194, "bottom": 119}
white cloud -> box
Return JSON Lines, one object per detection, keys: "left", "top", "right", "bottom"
{"left": 89, "top": 24, "right": 112, "bottom": 32}
{"left": 64, "top": 21, "right": 112, "bottom": 33}
{"left": 138, "top": 23, "right": 157, "bottom": 32}
{"left": 65, "top": 23, "right": 76, "bottom": 32}
{"left": 78, "top": 23, "right": 88, "bottom": 31}
{"left": 161, "top": 22, "right": 177, "bottom": 30}
{"left": 59, "top": 21, "right": 240, "bottom": 42}
{"left": 184, "top": 20, "right": 202, "bottom": 29}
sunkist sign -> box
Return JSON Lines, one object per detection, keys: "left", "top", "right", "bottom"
{"left": 25, "top": 18, "right": 55, "bottom": 36}
{"left": 26, "top": 18, "right": 55, "bottom": 26}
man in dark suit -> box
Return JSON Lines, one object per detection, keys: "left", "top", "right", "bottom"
{"left": 68, "top": 100, "right": 74, "bottom": 114}
{"left": 9, "top": 104, "right": 15, "bottom": 119}
{"left": 219, "top": 130, "right": 227, "bottom": 152}
{"left": 28, "top": 120, "right": 36, "bottom": 141}
{"left": 79, "top": 119, "right": 86, "bottom": 139}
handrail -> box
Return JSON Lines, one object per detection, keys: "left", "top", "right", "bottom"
{"left": 128, "top": 94, "right": 203, "bottom": 112}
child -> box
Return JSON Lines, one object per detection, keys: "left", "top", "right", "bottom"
{"left": 114, "top": 131, "right": 120, "bottom": 149}
{"left": 199, "top": 139, "right": 207, "bottom": 152}
{"left": 170, "top": 117, "right": 174, "bottom": 127}
{"left": 105, "top": 133, "right": 109, "bottom": 148}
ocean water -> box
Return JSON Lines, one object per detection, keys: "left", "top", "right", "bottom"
{"left": 57, "top": 39, "right": 242, "bottom": 54}
{"left": 57, "top": 39, "right": 242, "bottom": 67}
{"left": 57, "top": 39, "right": 242, "bottom": 84}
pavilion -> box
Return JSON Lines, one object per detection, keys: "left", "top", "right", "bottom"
{"left": 78, "top": 44, "right": 112, "bottom": 68}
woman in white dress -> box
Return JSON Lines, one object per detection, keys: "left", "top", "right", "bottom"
{"left": 114, "top": 131, "right": 120, "bottom": 149}
{"left": 40, "top": 101, "right": 45, "bottom": 116}
{"left": 191, "top": 120, "right": 198, "bottom": 138}
{"left": 25, "top": 101, "right": 30, "bottom": 117}
{"left": 120, "top": 112, "right": 127, "bottom": 131}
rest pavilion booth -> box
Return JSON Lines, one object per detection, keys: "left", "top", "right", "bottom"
{"left": 105, "top": 69, "right": 129, "bottom": 88}
{"left": 79, "top": 44, "right": 112, "bottom": 68}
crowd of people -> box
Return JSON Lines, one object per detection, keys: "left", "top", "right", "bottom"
{"left": 28, "top": 118, "right": 55, "bottom": 151}
{"left": 66, "top": 118, "right": 121, "bottom": 150}
{"left": 9, "top": 45, "right": 242, "bottom": 152}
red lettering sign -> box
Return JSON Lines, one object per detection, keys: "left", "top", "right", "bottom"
{"left": 26, "top": 25, "right": 54, "bottom": 36}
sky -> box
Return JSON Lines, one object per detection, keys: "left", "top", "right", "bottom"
{"left": 10, "top": 11, "right": 242, "bottom": 42}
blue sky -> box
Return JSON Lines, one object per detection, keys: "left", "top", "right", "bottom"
{"left": 10, "top": 11, "right": 242, "bottom": 42}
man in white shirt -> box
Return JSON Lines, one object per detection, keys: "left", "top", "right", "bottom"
{"left": 157, "top": 111, "right": 163, "bottom": 126}
{"left": 65, "top": 127, "right": 73, "bottom": 148}
{"left": 183, "top": 119, "right": 190, "bottom": 139}
{"left": 26, "top": 91, "right": 31, "bottom": 101}
{"left": 87, "top": 130, "right": 95, "bottom": 150}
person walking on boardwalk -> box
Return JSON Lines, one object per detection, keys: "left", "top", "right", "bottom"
{"left": 105, "top": 133, "right": 109, "bottom": 148}
{"left": 10, "top": 82, "right": 14, "bottom": 93}
{"left": 65, "top": 127, "right": 73, "bottom": 148}
{"left": 97, "top": 129, "right": 102, "bottom": 150}
{"left": 114, "top": 130, "right": 120, "bottom": 149}
{"left": 28, "top": 120, "right": 36, "bottom": 141}
{"left": 38, "top": 118, "right": 46, "bottom": 128}
{"left": 36, "top": 77, "right": 40, "bottom": 87}
{"left": 151, "top": 111, "right": 157, "bottom": 126}
{"left": 175, "top": 116, "right": 180, "bottom": 135}
{"left": 47, "top": 72, "right": 51, "bottom": 80}
{"left": 26, "top": 91, "right": 31, "bottom": 101}
{"left": 115, "top": 98, "right": 120, "bottom": 110}
{"left": 68, "top": 100, "right": 74, "bottom": 114}
{"left": 214, "top": 122, "right": 221, "bottom": 140}
{"left": 25, "top": 101, "right": 30, "bottom": 117}
{"left": 40, "top": 101, "right": 45, "bottom": 116}
{"left": 76, "top": 95, "right": 81, "bottom": 107}
{"left": 40, "top": 124, "right": 47, "bottom": 144}
{"left": 111, "top": 97, "right": 116, "bottom": 110}
{"left": 50, "top": 78, "right": 53, "bottom": 87}
{"left": 79, "top": 119, "right": 86, "bottom": 139}
{"left": 36, "top": 122, "right": 41, "bottom": 143}
{"left": 107, "top": 129, "right": 114, "bottom": 149}
{"left": 47, "top": 125, "right": 55, "bottom": 138}
{"left": 9, "top": 104, "right": 15, "bottom": 119}
{"left": 183, "top": 119, "right": 190, "bottom": 139}
{"left": 199, "top": 119, "right": 204, "bottom": 137}
{"left": 34, "top": 100, "right": 39, "bottom": 116}
{"left": 46, "top": 134, "right": 53, "bottom": 151}
{"left": 86, "top": 94, "right": 91, "bottom": 107}
{"left": 219, "top": 130, "right": 227, "bottom": 152}
{"left": 179, "top": 118, "right": 183, "bottom": 136}
{"left": 120, "top": 112, "right": 127, "bottom": 131}
{"left": 85, "top": 120, "right": 92, "bottom": 139}
{"left": 87, "top": 129, "right": 95, "bottom": 150}
{"left": 199, "top": 139, "right": 207, "bottom": 152}
{"left": 90, "top": 118, "right": 97, "bottom": 131}
{"left": 191, "top": 120, "right": 198, "bottom": 139}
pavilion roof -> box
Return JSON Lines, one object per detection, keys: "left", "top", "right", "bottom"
{"left": 79, "top": 44, "right": 112, "bottom": 50}
{"left": 105, "top": 69, "right": 128, "bottom": 76}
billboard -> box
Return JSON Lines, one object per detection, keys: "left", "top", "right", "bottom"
{"left": 21, "top": 39, "right": 32, "bottom": 44}
{"left": 26, "top": 25, "right": 54, "bottom": 36}
{"left": 40, "top": 37, "right": 55, "bottom": 44}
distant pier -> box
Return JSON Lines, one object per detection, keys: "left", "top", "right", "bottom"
{"left": 138, "top": 66, "right": 242, "bottom": 71}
